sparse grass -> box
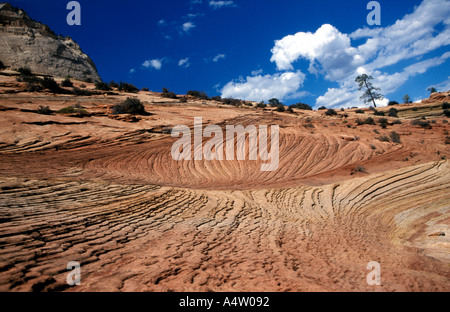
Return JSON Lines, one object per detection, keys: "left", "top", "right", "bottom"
{"left": 58, "top": 105, "right": 89, "bottom": 116}
{"left": 376, "top": 135, "right": 390, "bottom": 142}
{"left": 112, "top": 97, "right": 147, "bottom": 115}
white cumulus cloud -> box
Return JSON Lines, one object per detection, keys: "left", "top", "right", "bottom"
{"left": 209, "top": 1, "right": 236, "bottom": 9}
{"left": 142, "top": 59, "right": 162, "bottom": 70}
{"left": 221, "top": 71, "right": 306, "bottom": 102}
{"left": 182, "top": 22, "right": 196, "bottom": 32}
{"left": 178, "top": 58, "right": 190, "bottom": 68}
{"left": 212, "top": 54, "right": 226, "bottom": 62}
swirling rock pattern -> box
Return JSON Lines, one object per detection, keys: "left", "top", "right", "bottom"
{"left": 0, "top": 86, "right": 449, "bottom": 291}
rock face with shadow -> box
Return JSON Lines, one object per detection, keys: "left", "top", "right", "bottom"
{"left": 0, "top": 3, "right": 101, "bottom": 82}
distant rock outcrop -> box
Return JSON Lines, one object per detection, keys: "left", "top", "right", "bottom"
{"left": 0, "top": 3, "right": 101, "bottom": 82}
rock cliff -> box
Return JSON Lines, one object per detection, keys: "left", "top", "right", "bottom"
{"left": 0, "top": 3, "right": 101, "bottom": 82}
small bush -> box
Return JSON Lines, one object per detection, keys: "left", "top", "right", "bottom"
{"left": 36, "top": 105, "right": 52, "bottom": 115}
{"left": 444, "top": 109, "right": 450, "bottom": 118}
{"left": 445, "top": 136, "right": 450, "bottom": 145}
{"left": 412, "top": 107, "right": 419, "bottom": 112}
{"left": 393, "top": 119, "right": 402, "bottom": 125}
{"left": 211, "top": 96, "right": 222, "bottom": 101}
{"left": 351, "top": 166, "right": 367, "bottom": 175}
{"left": 378, "top": 118, "right": 389, "bottom": 129}
{"left": 290, "top": 103, "right": 312, "bottom": 110}
{"left": 276, "top": 105, "right": 286, "bottom": 112}
{"left": 355, "top": 109, "right": 365, "bottom": 114}
{"left": 268, "top": 98, "right": 282, "bottom": 107}
{"left": 287, "top": 107, "right": 294, "bottom": 113}
{"left": 325, "top": 108, "right": 337, "bottom": 116}
{"left": 442, "top": 102, "right": 450, "bottom": 109}
{"left": 41, "top": 77, "right": 62, "bottom": 93}
{"left": 162, "top": 88, "right": 178, "bottom": 99}
{"left": 95, "top": 81, "right": 111, "bottom": 91}
{"left": 370, "top": 144, "right": 377, "bottom": 150}
{"left": 376, "top": 135, "right": 390, "bottom": 142}
{"left": 256, "top": 103, "right": 267, "bottom": 108}
{"left": 0, "top": 60, "right": 4, "bottom": 69}
{"left": 179, "top": 97, "right": 187, "bottom": 103}
{"left": 222, "top": 98, "right": 243, "bottom": 106}
{"left": 388, "top": 101, "right": 399, "bottom": 106}
{"left": 141, "top": 87, "right": 149, "bottom": 92}
{"left": 355, "top": 118, "right": 365, "bottom": 125}
{"left": 84, "top": 77, "right": 93, "bottom": 83}
{"left": 388, "top": 108, "right": 398, "bottom": 117}
{"left": 389, "top": 131, "right": 401, "bottom": 143}
{"left": 411, "top": 119, "right": 432, "bottom": 129}
{"left": 364, "top": 117, "right": 375, "bottom": 125}
{"left": 119, "top": 82, "right": 139, "bottom": 93}
{"left": 18, "top": 67, "right": 33, "bottom": 76}
{"left": 318, "top": 106, "right": 327, "bottom": 110}
{"left": 373, "top": 109, "right": 385, "bottom": 116}
{"left": 108, "top": 81, "right": 119, "bottom": 89}
{"left": 112, "top": 97, "right": 146, "bottom": 115}
{"left": 61, "top": 78, "right": 73, "bottom": 88}
{"left": 187, "top": 90, "right": 209, "bottom": 100}
{"left": 72, "top": 87, "right": 92, "bottom": 96}
{"left": 58, "top": 105, "right": 89, "bottom": 116}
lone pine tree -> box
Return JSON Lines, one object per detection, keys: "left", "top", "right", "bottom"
{"left": 356, "top": 74, "right": 384, "bottom": 108}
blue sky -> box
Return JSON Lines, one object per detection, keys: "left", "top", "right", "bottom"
{"left": 8, "top": 0, "right": 450, "bottom": 108}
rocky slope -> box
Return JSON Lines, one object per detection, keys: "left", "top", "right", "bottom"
{"left": 0, "top": 3, "right": 101, "bottom": 82}
{"left": 0, "top": 78, "right": 449, "bottom": 291}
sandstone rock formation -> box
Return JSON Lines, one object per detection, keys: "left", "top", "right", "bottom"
{"left": 0, "top": 3, "right": 101, "bottom": 82}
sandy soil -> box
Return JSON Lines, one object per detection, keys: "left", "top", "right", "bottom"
{"left": 0, "top": 75, "right": 449, "bottom": 291}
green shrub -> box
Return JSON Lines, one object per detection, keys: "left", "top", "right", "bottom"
{"left": 256, "top": 103, "right": 267, "bottom": 108}
{"left": 290, "top": 103, "right": 312, "bottom": 110}
{"left": 162, "top": 88, "right": 178, "bottom": 99}
{"left": 325, "top": 108, "right": 337, "bottom": 116}
{"left": 211, "top": 96, "right": 222, "bottom": 101}
{"left": 378, "top": 118, "right": 389, "bottom": 129}
{"left": 373, "top": 109, "right": 385, "bottom": 116}
{"left": 364, "top": 117, "right": 375, "bottom": 125}
{"left": 61, "top": 78, "right": 73, "bottom": 88}
{"left": 276, "top": 105, "right": 286, "bottom": 112}
{"left": 388, "top": 108, "right": 398, "bottom": 117}
{"left": 108, "top": 81, "right": 119, "bottom": 89}
{"left": 393, "top": 119, "right": 402, "bottom": 125}
{"left": 72, "top": 87, "right": 92, "bottom": 96}
{"left": 442, "top": 103, "right": 450, "bottom": 109}
{"left": 0, "top": 60, "right": 4, "bottom": 69}
{"left": 112, "top": 97, "right": 147, "bottom": 115}
{"left": 444, "top": 109, "right": 450, "bottom": 118}
{"left": 119, "top": 82, "right": 139, "bottom": 93}
{"left": 141, "top": 87, "right": 149, "bottom": 92}
{"left": 388, "top": 101, "right": 399, "bottom": 106}
{"left": 318, "top": 106, "right": 327, "bottom": 110}
{"left": 95, "top": 81, "right": 111, "bottom": 91}
{"left": 355, "top": 109, "right": 365, "bottom": 114}
{"left": 187, "top": 90, "right": 209, "bottom": 100}
{"left": 18, "top": 67, "right": 33, "bottom": 76}
{"left": 41, "top": 77, "right": 62, "bottom": 93}
{"left": 268, "top": 98, "right": 282, "bottom": 107}
{"left": 222, "top": 98, "right": 243, "bottom": 106}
